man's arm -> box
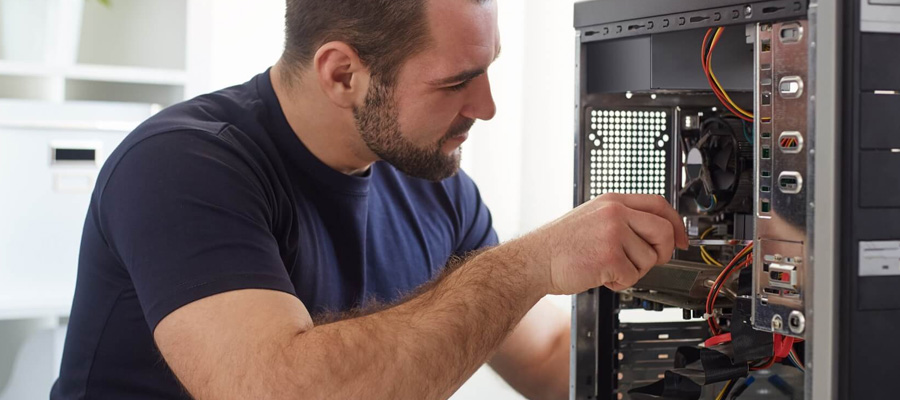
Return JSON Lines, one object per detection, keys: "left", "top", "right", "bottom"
{"left": 490, "top": 298, "right": 570, "bottom": 400}
{"left": 154, "top": 194, "right": 689, "bottom": 400}
{"left": 156, "top": 244, "right": 540, "bottom": 400}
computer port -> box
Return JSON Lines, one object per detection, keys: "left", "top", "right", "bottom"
{"left": 769, "top": 263, "right": 798, "bottom": 290}
{"left": 761, "top": 199, "right": 771, "bottom": 213}
{"left": 778, "top": 172, "right": 803, "bottom": 194}
{"left": 762, "top": 146, "right": 771, "bottom": 159}
{"left": 779, "top": 22, "right": 803, "bottom": 44}
{"left": 778, "top": 132, "right": 803, "bottom": 153}
{"left": 779, "top": 76, "right": 804, "bottom": 98}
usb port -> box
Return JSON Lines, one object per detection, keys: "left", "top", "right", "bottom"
{"left": 762, "top": 39, "right": 771, "bottom": 52}
{"left": 761, "top": 185, "right": 771, "bottom": 193}
{"left": 778, "top": 172, "right": 803, "bottom": 194}
{"left": 769, "top": 263, "right": 798, "bottom": 289}
{"left": 761, "top": 199, "right": 771, "bottom": 213}
{"left": 764, "top": 287, "right": 780, "bottom": 295}
{"left": 762, "top": 170, "right": 771, "bottom": 178}
{"left": 762, "top": 146, "right": 771, "bottom": 159}
{"left": 761, "top": 131, "right": 772, "bottom": 139}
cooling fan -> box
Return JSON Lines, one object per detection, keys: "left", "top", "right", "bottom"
{"left": 680, "top": 117, "right": 752, "bottom": 214}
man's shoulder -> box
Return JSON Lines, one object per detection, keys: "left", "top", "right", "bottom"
{"left": 94, "top": 79, "right": 280, "bottom": 202}
{"left": 128, "top": 80, "right": 264, "bottom": 146}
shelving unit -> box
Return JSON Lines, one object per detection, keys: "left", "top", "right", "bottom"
{"left": 0, "top": 0, "right": 211, "bottom": 107}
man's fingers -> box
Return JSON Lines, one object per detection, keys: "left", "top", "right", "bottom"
{"left": 625, "top": 208, "right": 677, "bottom": 265}
{"left": 621, "top": 229, "right": 659, "bottom": 275}
{"left": 604, "top": 193, "right": 689, "bottom": 250}
{"left": 605, "top": 247, "right": 641, "bottom": 290}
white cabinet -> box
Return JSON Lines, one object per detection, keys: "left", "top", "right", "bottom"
{"left": 0, "top": 100, "right": 156, "bottom": 319}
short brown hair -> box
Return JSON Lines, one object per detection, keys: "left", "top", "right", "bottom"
{"left": 282, "top": 0, "right": 433, "bottom": 85}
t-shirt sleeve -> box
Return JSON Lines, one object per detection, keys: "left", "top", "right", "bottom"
{"left": 451, "top": 169, "right": 499, "bottom": 254}
{"left": 97, "top": 130, "right": 297, "bottom": 332}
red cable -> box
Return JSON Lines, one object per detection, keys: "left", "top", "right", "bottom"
{"left": 704, "top": 332, "right": 733, "bottom": 348}
{"left": 706, "top": 246, "right": 753, "bottom": 334}
{"left": 751, "top": 356, "right": 778, "bottom": 371}
{"left": 773, "top": 334, "right": 795, "bottom": 359}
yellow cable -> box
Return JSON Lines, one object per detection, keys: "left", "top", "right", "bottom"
{"left": 700, "top": 251, "right": 712, "bottom": 264}
{"left": 715, "top": 381, "right": 731, "bottom": 400}
{"left": 702, "top": 248, "right": 724, "bottom": 267}
{"left": 708, "top": 28, "right": 754, "bottom": 119}
{"left": 709, "top": 29, "right": 751, "bottom": 118}
{"left": 700, "top": 227, "right": 724, "bottom": 267}
{"left": 700, "top": 251, "right": 715, "bottom": 265}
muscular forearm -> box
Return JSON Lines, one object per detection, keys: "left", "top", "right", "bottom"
{"left": 282, "top": 241, "right": 545, "bottom": 399}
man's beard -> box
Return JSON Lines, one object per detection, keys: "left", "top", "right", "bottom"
{"left": 353, "top": 79, "right": 474, "bottom": 182}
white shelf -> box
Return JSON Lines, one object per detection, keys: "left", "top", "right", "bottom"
{"left": 0, "top": 75, "right": 57, "bottom": 101}
{"left": 0, "top": 62, "right": 187, "bottom": 86}
{"left": 0, "top": 61, "right": 56, "bottom": 78}
{"left": 65, "top": 64, "right": 188, "bottom": 86}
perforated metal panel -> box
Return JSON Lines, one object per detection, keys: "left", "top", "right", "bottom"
{"left": 585, "top": 107, "right": 673, "bottom": 200}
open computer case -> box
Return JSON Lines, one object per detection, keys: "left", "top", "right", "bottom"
{"left": 570, "top": 1, "right": 900, "bottom": 399}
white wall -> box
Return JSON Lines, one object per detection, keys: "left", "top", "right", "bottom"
{"left": 207, "top": 0, "right": 287, "bottom": 89}
{"left": 459, "top": 0, "right": 525, "bottom": 242}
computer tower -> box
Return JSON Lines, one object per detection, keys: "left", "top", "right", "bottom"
{"left": 570, "top": 1, "right": 900, "bottom": 399}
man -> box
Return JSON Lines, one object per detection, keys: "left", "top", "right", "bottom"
{"left": 52, "top": 0, "right": 688, "bottom": 399}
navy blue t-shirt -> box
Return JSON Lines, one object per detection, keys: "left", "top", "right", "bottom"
{"left": 51, "top": 70, "right": 498, "bottom": 399}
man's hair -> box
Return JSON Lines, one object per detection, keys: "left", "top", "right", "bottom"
{"left": 281, "top": 0, "right": 488, "bottom": 85}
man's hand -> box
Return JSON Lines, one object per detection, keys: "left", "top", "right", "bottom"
{"left": 517, "top": 193, "right": 689, "bottom": 295}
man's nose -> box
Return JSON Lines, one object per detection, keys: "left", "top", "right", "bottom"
{"left": 460, "top": 74, "right": 496, "bottom": 121}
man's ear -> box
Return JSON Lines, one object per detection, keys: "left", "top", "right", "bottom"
{"left": 312, "top": 41, "right": 370, "bottom": 109}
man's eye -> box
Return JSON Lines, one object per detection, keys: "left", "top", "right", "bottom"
{"left": 446, "top": 80, "right": 472, "bottom": 92}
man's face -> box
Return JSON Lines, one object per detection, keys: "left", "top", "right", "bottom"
{"left": 353, "top": 0, "right": 500, "bottom": 182}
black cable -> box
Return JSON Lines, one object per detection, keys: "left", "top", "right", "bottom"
{"left": 728, "top": 376, "right": 756, "bottom": 399}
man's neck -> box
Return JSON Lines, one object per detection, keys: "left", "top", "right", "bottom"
{"left": 270, "top": 62, "right": 375, "bottom": 176}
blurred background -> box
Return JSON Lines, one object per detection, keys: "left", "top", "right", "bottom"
{"left": 0, "top": 0, "right": 580, "bottom": 397}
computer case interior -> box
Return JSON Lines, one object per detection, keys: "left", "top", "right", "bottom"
{"left": 570, "top": 1, "right": 900, "bottom": 399}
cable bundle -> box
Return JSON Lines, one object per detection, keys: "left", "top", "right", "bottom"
{"left": 705, "top": 243, "right": 753, "bottom": 334}
{"left": 701, "top": 27, "right": 769, "bottom": 123}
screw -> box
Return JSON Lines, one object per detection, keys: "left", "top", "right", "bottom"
{"left": 772, "top": 314, "right": 784, "bottom": 331}
{"left": 789, "top": 311, "right": 806, "bottom": 334}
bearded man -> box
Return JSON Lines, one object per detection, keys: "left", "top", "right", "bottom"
{"left": 52, "top": 0, "right": 687, "bottom": 399}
